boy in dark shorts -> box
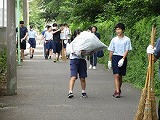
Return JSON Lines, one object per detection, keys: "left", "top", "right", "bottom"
{"left": 28, "top": 26, "right": 37, "bottom": 59}
{"left": 52, "top": 23, "right": 62, "bottom": 62}
{"left": 68, "top": 29, "right": 88, "bottom": 98}
{"left": 16, "top": 21, "right": 28, "bottom": 61}
{"left": 43, "top": 26, "right": 53, "bottom": 59}
{"left": 147, "top": 38, "right": 160, "bottom": 119}
{"left": 108, "top": 23, "right": 132, "bottom": 98}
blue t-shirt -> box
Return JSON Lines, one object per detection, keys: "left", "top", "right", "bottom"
{"left": 108, "top": 36, "right": 132, "bottom": 56}
{"left": 154, "top": 38, "right": 160, "bottom": 80}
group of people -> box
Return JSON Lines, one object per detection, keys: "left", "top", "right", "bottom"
{"left": 16, "top": 21, "right": 159, "bottom": 118}
{"left": 67, "top": 23, "right": 132, "bottom": 99}
{"left": 41, "top": 23, "right": 71, "bottom": 62}
{"left": 16, "top": 21, "right": 37, "bottom": 61}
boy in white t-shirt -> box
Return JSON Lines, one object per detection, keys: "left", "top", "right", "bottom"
{"left": 108, "top": 23, "right": 132, "bottom": 98}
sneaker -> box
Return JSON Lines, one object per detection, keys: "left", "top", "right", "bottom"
{"left": 53, "top": 59, "right": 57, "bottom": 62}
{"left": 45, "top": 55, "right": 48, "bottom": 60}
{"left": 113, "top": 92, "right": 120, "bottom": 98}
{"left": 89, "top": 65, "right": 92, "bottom": 69}
{"left": 93, "top": 66, "right": 96, "bottom": 70}
{"left": 49, "top": 56, "right": 51, "bottom": 59}
{"left": 30, "top": 54, "right": 33, "bottom": 59}
{"left": 81, "top": 93, "right": 88, "bottom": 98}
{"left": 68, "top": 93, "right": 74, "bottom": 98}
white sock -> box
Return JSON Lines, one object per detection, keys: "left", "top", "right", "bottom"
{"left": 82, "top": 90, "right": 86, "bottom": 93}
{"left": 69, "top": 90, "right": 73, "bottom": 93}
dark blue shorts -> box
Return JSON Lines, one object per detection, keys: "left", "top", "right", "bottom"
{"left": 45, "top": 40, "right": 53, "bottom": 50}
{"left": 112, "top": 55, "right": 127, "bottom": 76}
{"left": 70, "top": 59, "right": 87, "bottom": 79}
{"left": 28, "top": 38, "right": 36, "bottom": 48}
{"left": 52, "top": 40, "right": 62, "bottom": 53}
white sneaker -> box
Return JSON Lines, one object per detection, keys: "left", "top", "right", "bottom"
{"left": 89, "top": 65, "right": 92, "bottom": 69}
{"left": 93, "top": 66, "right": 96, "bottom": 70}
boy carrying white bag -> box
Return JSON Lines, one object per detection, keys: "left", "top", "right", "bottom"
{"left": 66, "top": 31, "right": 107, "bottom": 57}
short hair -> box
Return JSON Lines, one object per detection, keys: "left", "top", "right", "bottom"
{"left": 47, "top": 25, "right": 51, "bottom": 29}
{"left": 59, "top": 24, "right": 64, "bottom": 27}
{"left": 88, "top": 26, "right": 92, "bottom": 31}
{"left": 115, "top": 23, "right": 125, "bottom": 31}
{"left": 52, "top": 23, "right": 58, "bottom": 27}
{"left": 20, "top": 21, "right": 24, "bottom": 24}
{"left": 92, "top": 26, "right": 98, "bottom": 31}
{"left": 30, "top": 26, "right": 33, "bottom": 29}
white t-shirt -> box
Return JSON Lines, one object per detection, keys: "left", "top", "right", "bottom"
{"left": 44, "top": 31, "right": 53, "bottom": 40}
{"left": 28, "top": 30, "right": 37, "bottom": 38}
{"left": 108, "top": 36, "right": 132, "bottom": 56}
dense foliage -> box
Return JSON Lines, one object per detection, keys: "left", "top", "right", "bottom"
{"left": 29, "top": 0, "right": 160, "bottom": 97}
{"left": 0, "top": 48, "right": 7, "bottom": 79}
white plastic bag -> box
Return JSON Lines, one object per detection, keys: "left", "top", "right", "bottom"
{"left": 69, "top": 31, "right": 107, "bottom": 56}
{"left": 66, "top": 43, "right": 72, "bottom": 56}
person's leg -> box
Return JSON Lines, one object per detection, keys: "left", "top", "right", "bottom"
{"left": 69, "top": 76, "right": 77, "bottom": 93}
{"left": 114, "top": 74, "right": 120, "bottom": 93}
{"left": 45, "top": 43, "right": 49, "bottom": 59}
{"left": 93, "top": 53, "right": 97, "bottom": 69}
{"left": 119, "top": 75, "right": 122, "bottom": 93}
{"left": 29, "top": 47, "right": 32, "bottom": 57}
{"left": 89, "top": 55, "right": 93, "bottom": 69}
{"left": 79, "top": 59, "right": 88, "bottom": 97}
{"left": 21, "top": 49, "right": 24, "bottom": 60}
{"left": 80, "top": 78, "right": 86, "bottom": 92}
{"left": 68, "top": 59, "right": 78, "bottom": 98}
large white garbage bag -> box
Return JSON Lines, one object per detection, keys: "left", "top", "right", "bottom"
{"left": 66, "top": 31, "right": 107, "bottom": 56}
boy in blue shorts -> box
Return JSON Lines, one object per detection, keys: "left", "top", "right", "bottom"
{"left": 28, "top": 26, "right": 37, "bottom": 59}
{"left": 68, "top": 29, "right": 88, "bottom": 98}
{"left": 108, "top": 23, "right": 132, "bottom": 98}
{"left": 43, "top": 26, "right": 60, "bottom": 59}
{"left": 43, "top": 25, "right": 53, "bottom": 59}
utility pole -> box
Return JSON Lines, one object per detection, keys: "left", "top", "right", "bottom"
{"left": 6, "top": 0, "right": 17, "bottom": 95}
{"left": 23, "top": 0, "right": 28, "bottom": 27}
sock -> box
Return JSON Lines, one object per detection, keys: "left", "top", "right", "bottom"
{"left": 69, "top": 90, "right": 73, "bottom": 93}
{"left": 82, "top": 90, "right": 86, "bottom": 93}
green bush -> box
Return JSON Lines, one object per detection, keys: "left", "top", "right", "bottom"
{"left": 0, "top": 48, "right": 7, "bottom": 81}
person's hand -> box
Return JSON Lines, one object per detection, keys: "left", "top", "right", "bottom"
{"left": 118, "top": 58, "right": 124, "bottom": 67}
{"left": 21, "top": 38, "right": 25, "bottom": 42}
{"left": 108, "top": 61, "right": 112, "bottom": 69}
{"left": 147, "top": 45, "right": 155, "bottom": 54}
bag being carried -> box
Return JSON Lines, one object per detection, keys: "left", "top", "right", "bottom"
{"left": 66, "top": 31, "right": 107, "bottom": 57}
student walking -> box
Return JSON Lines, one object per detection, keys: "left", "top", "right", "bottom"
{"left": 89, "top": 26, "right": 100, "bottom": 70}
{"left": 43, "top": 25, "right": 53, "bottom": 59}
{"left": 68, "top": 29, "right": 88, "bottom": 98}
{"left": 147, "top": 38, "right": 160, "bottom": 119}
{"left": 28, "top": 26, "right": 37, "bottom": 59}
{"left": 108, "top": 23, "right": 132, "bottom": 98}
{"left": 16, "top": 21, "right": 28, "bottom": 61}
{"left": 52, "top": 23, "right": 62, "bottom": 62}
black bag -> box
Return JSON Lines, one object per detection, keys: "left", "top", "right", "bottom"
{"left": 97, "top": 50, "right": 104, "bottom": 58}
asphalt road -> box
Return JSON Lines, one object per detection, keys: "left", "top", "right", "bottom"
{"left": 0, "top": 44, "right": 141, "bottom": 120}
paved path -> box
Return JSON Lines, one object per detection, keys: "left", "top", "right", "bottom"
{"left": 0, "top": 44, "right": 141, "bottom": 120}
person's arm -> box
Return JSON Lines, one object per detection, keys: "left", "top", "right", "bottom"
{"left": 52, "top": 29, "right": 61, "bottom": 34}
{"left": 109, "top": 51, "right": 113, "bottom": 61}
{"left": 122, "top": 51, "right": 129, "bottom": 59}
